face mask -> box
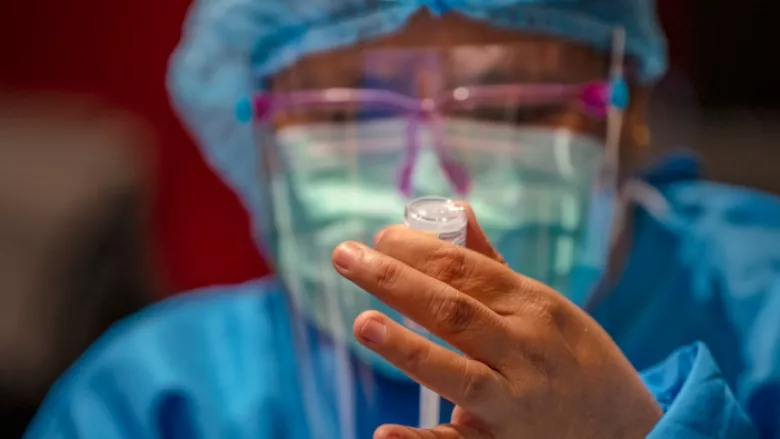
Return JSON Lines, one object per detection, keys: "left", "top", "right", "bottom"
{"left": 262, "top": 118, "right": 612, "bottom": 379}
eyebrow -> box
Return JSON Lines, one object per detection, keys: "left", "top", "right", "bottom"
{"left": 462, "top": 69, "right": 524, "bottom": 85}
{"left": 275, "top": 48, "right": 609, "bottom": 92}
{"left": 447, "top": 68, "right": 593, "bottom": 89}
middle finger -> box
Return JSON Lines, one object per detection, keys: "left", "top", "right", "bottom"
{"left": 354, "top": 310, "right": 505, "bottom": 413}
{"left": 374, "top": 226, "right": 521, "bottom": 312}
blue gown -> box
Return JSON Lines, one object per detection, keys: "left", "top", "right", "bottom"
{"left": 21, "top": 157, "right": 780, "bottom": 439}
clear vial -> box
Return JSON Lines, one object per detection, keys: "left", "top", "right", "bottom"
{"left": 404, "top": 196, "right": 467, "bottom": 247}
{"left": 404, "top": 196, "right": 467, "bottom": 430}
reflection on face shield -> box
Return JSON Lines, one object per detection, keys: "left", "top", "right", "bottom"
{"left": 267, "top": 118, "right": 609, "bottom": 381}
{"left": 163, "top": 0, "right": 651, "bottom": 429}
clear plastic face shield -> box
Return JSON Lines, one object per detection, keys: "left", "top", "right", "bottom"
{"left": 242, "top": 30, "right": 628, "bottom": 438}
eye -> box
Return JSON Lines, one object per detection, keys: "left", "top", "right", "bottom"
{"left": 330, "top": 109, "right": 350, "bottom": 123}
{"left": 506, "top": 106, "right": 566, "bottom": 124}
{"left": 465, "top": 104, "right": 566, "bottom": 125}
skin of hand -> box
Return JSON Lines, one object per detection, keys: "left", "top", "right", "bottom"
{"left": 331, "top": 203, "right": 662, "bottom": 439}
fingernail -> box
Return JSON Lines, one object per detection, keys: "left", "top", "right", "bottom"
{"left": 374, "top": 426, "right": 400, "bottom": 439}
{"left": 359, "top": 318, "right": 387, "bottom": 344}
{"left": 333, "top": 242, "right": 363, "bottom": 270}
{"left": 373, "top": 229, "right": 387, "bottom": 247}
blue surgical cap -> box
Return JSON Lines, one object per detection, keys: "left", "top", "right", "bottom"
{"left": 167, "top": 0, "right": 667, "bottom": 240}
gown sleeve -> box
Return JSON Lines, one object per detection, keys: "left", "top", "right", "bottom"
{"left": 644, "top": 342, "right": 759, "bottom": 439}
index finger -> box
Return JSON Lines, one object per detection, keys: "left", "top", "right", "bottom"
{"left": 457, "top": 202, "right": 506, "bottom": 265}
{"left": 374, "top": 424, "right": 488, "bottom": 439}
{"left": 374, "top": 226, "right": 521, "bottom": 315}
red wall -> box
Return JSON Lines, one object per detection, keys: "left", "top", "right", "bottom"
{"left": 0, "top": 0, "right": 271, "bottom": 296}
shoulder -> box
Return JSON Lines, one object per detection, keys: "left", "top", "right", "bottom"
{"left": 599, "top": 179, "right": 780, "bottom": 371}
{"left": 661, "top": 181, "right": 780, "bottom": 300}
{"left": 662, "top": 181, "right": 780, "bottom": 226}
{"left": 77, "top": 277, "right": 287, "bottom": 369}
{"left": 24, "top": 278, "right": 293, "bottom": 438}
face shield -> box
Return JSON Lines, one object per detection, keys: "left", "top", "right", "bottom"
{"left": 244, "top": 31, "right": 628, "bottom": 438}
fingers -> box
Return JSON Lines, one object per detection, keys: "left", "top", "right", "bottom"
{"left": 333, "top": 242, "right": 506, "bottom": 361}
{"left": 458, "top": 202, "right": 506, "bottom": 265}
{"left": 372, "top": 226, "right": 520, "bottom": 313}
{"left": 374, "top": 424, "right": 487, "bottom": 439}
{"left": 354, "top": 311, "right": 505, "bottom": 411}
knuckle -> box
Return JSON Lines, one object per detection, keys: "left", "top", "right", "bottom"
{"left": 540, "top": 299, "right": 566, "bottom": 330}
{"left": 430, "top": 293, "right": 476, "bottom": 335}
{"left": 461, "top": 369, "right": 494, "bottom": 405}
{"left": 514, "top": 276, "right": 537, "bottom": 297}
{"left": 427, "top": 246, "right": 470, "bottom": 284}
{"left": 373, "top": 259, "right": 403, "bottom": 290}
{"left": 381, "top": 225, "right": 407, "bottom": 244}
{"left": 516, "top": 283, "right": 565, "bottom": 329}
{"left": 400, "top": 342, "right": 430, "bottom": 375}
{"left": 521, "top": 342, "right": 559, "bottom": 379}
{"left": 532, "top": 299, "right": 559, "bottom": 327}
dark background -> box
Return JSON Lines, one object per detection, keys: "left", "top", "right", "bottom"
{"left": 650, "top": 0, "right": 780, "bottom": 193}
{"left": 696, "top": 0, "right": 780, "bottom": 194}
{"left": 689, "top": 0, "right": 777, "bottom": 109}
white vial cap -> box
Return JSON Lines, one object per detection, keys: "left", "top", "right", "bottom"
{"left": 404, "top": 196, "right": 467, "bottom": 233}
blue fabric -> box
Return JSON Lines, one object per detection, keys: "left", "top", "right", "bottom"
{"left": 644, "top": 343, "right": 757, "bottom": 438}
{"left": 22, "top": 173, "right": 780, "bottom": 438}
{"left": 22, "top": 279, "right": 453, "bottom": 439}
{"left": 16, "top": 150, "right": 778, "bottom": 438}
{"left": 592, "top": 181, "right": 780, "bottom": 439}
{"left": 638, "top": 150, "right": 702, "bottom": 186}
{"left": 20, "top": 281, "right": 761, "bottom": 439}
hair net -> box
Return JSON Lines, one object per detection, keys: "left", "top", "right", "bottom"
{"left": 167, "top": 0, "right": 667, "bottom": 244}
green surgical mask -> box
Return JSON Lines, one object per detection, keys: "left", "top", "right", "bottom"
{"left": 262, "top": 118, "right": 610, "bottom": 379}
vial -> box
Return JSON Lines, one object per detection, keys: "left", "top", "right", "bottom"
{"left": 403, "top": 196, "right": 467, "bottom": 430}
{"left": 404, "top": 196, "right": 467, "bottom": 247}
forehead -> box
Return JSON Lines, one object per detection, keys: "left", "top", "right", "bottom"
{"left": 272, "top": 12, "right": 610, "bottom": 90}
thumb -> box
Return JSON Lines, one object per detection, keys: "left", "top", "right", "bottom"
{"left": 457, "top": 202, "right": 506, "bottom": 265}
{"left": 374, "top": 424, "right": 487, "bottom": 439}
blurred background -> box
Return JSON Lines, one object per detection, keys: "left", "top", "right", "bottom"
{"left": 648, "top": 0, "right": 780, "bottom": 193}
{"left": 0, "top": 0, "right": 776, "bottom": 436}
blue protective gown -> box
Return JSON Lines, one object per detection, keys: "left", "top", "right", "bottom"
{"left": 21, "top": 156, "right": 780, "bottom": 439}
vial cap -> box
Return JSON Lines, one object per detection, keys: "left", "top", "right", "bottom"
{"left": 404, "top": 196, "right": 467, "bottom": 232}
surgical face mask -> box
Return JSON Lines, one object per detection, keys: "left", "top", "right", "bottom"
{"left": 261, "top": 118, "right": 612, "bottom": 379}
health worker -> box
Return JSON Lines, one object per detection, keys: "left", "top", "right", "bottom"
{"left": 22, "top": 1, "right": 780, "bottom": 438}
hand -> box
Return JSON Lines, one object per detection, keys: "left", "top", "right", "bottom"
{"left": 332, "top": 204, "right": 662, "bottom": 439}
